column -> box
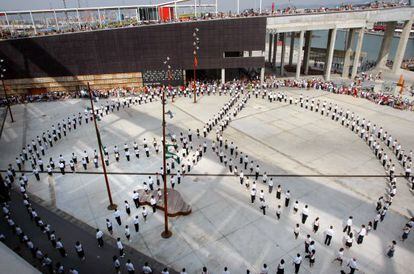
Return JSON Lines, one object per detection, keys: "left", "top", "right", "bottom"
{"left": 342, "top": 28, "right": 356, "bottom": 78}
{"left": 280, "top": 33, "right": 286, "bottom": 76}
{"left": 4, "top": 12, "right": 9, "bottom": 29}
{"left": 392, "top": 19, "right": 413, "bottom": 73}
{"left": 272, "top": 33, "right": 278, "bottom": 68}
{"left": 30, "top": 11, "right": 37, "bottom": 34}
{"left": 289, "top": 32, "right": 295, "bottom": 66}
{"left": 98, "top": 9, "right": 102, "bottom": 26}
{"left": 296, "top": 30, "right": 304, "bottom": 79}
{"left": 77, "top": 9, "right": 82, "bottom": 28}
{"left": 260, "top": 67, "right": 265, "bottom": 85}
{"left": 53, "top": 10, "right": 59, "bottom": 31}
{"left": 325, "top": 28, "right": 337, "bottom": 81}
{"left": 351, "top": 28, "right": 365, "bottom": 79}
{"left": 303, "top": 31, "right": 312, "bottom": 75}
{"left": 268, "top": 33, "right": 273, "bottom": 62}
{"left": 376, "top": 21, "right": 397, "bottom": 69}
{"left": 175, "top": 1, "right": 178, "bottom": 20}
{"left": 221, "top": 68, "right": 225, "bottom": 84}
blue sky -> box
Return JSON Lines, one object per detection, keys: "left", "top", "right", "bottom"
{"left": 0, "top": 0, "right": 383, "bottom": 12}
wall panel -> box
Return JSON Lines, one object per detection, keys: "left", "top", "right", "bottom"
{"left": 0, "top": 17, "right": 266, "bottom": 80}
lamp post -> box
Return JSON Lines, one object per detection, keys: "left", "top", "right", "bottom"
{"left": 0, "top": 59, "right": 14, "bottom": 123}
{"left": 193, "top": 28, "right": 199, "bottom": 103}
{"left": 161, "top": 56, "right": 172, "bottom": 238}
{"left": 87, "top": 83, "right": 117, "bottom": 210}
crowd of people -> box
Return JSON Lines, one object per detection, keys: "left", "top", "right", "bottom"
{"left": 2, "top": 73, "right": 414, "bottom": 113}
{"left": 1, "top": 76, "right": 414, "bottom": 273}
{"left": 196, "top": 82, "right": 413, "bottom": 273}
{"left": 0, "top": 1, "right": 409, "bottom": 40}
{"left": 0, "top": 87, "right": 139, "bottom": 107}
{"left": 263, "top": 76, "right": 414, "bottom": 111}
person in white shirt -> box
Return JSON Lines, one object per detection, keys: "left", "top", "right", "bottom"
{"left": 343, "top": 216, "right": 353, "bottom": 235}
{"left": 293, "top": 254, "right": 302, "bottom": 274}
{"left": 161, "top": 268, "right": 170, "bottom": 274}
{"left": 324, "top": 225, "right": 334, "bottom": 246}
{"left": 125, "top": 259, "right": 135, "bottom": 274}
{"left": 260, "top": 264, "right": 269, "bottom": 274}
{"left": 294, "top": 223, "right": 300, "bottom": 239}
{"left": 345, "top": 232, "right": 354, "bottom": 248}
{"left": 332, "top": 247, "right": 344, "bottom": 265}
{"left": 69, "top": 268, "right": 79, "bottom": 274}
{"left": 74, "top": 241, "right": 85, "bottom": 260}
{"left": 114, "top": 209, "right": 122, "bottom": 226}
{"left": 250, "top": 188, "right": 256, "bottom": 203}
{"left": 276, "top": 259, "right": 285, "bottom": 274}
{"left": 125, "top": 225, "right": 131, "bottom": 241}
{"left": 142, "top": 207, "right": 148, "bottom": 222}
{"left": 132, "top": 191, "right": 140, "bottom": 208}
{"left": 312, "top": 217, "right": 320, "bottom": 233}
{"left": 148, "top": 176, "right": 154, "bottom": 190}
{"left": 260, "top": 199, "right": 267, "bottom": 215}
{"left": 56, "top": 238, "right": 67, "bottom": 257}
{"left": 357, "top": 224, "right": 367, "bottom": 244}
{"left": 293, "top": 201, "right": 299, "bottom": 214}
{"left": 268, "top": 178, "right": 274, "bottom": 193}
{"left": 150, "top": 196, "right": 157, "bottom": 213}
{"left": 222, "top": 266, "right": 230, "bottom": 274}
{"left": 180, "top": 268, "right": 187, "bottom": 274}
{"left": 96, "top": 228, "right": 104, "bottom": 247}
{"left": 276, "top": 205, "right": 282, "bottom": 220}
{"left": 301, "top": 205, "right": 309, "bottom": 224}
{"left": 347, "top": 257, "right": 358, "bottom": 274}
{"left": 116, "top": 238, "right": 124, "bottom": 257}
{"left": 259, "top": 190, "right": 265, "bottom": 202}
{"left": 284, "top": 190, "right": 290, "bottom": 207}
{"left": 106, "top": 219, "right": 113, "bottom": 234}
{"left": 142, "top": 262, "right": 152, "bottom": 274}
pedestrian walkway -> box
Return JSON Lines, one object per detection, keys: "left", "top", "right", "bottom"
{"left": 1, "top": 191, "right": 176, "bottom": 273}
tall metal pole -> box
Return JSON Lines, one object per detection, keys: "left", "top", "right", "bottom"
{"left": 87, "top": 83, "right": 117, "bottom": 210}
{"left": 193, "top": 59, "right": 197, "bottom": 103}
{"left": 161, "top": 59, "right": 172, "bottom": 238}
{"left": 193, "top": 28, "right": 199, "bottom": 103}
{"left": 1, "top": 79, "right": 14, "bottom": 123}
{"left": 0, "top": 60, "right": 14, "bottom": 123}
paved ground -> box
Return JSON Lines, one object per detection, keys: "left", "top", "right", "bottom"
{"left": 1, "top": 87, "right": 414, "bottom": 273}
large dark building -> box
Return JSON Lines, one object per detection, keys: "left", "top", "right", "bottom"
{"left": 0, "top": 17, "right": 266, "bottom": 95}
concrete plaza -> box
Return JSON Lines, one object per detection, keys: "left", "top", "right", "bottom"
{"left": 1, "top": 87, "right": 414, "bottom": 273}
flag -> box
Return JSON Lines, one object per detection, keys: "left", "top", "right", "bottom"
{"left": 397, "top": 74, "right": 404, "bottom": 94}
{"left": 194, "top": 55, "right": 198, "bottom": 67}
{"left": 272, "top": 3, "right": 275, "bottom": 13}
{"left": 166, "top": 144, "right": 180, "bottom": 164}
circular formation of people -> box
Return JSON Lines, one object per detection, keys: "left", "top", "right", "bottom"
{"left": 1, "top": 75, "right": 414, "bottom": 274}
